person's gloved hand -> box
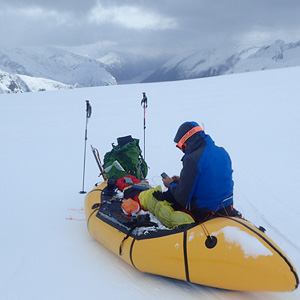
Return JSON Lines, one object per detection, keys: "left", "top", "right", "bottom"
{"left": 153, "top": 190, "right": 175, "bottom": 203}
{"left": 153, "top": 191, "right": 164, "bottom": 201}
{"left": 171, "top": 176, "right": 180, "bottom": 183}
{"left": 162, "top": 176, "right": 173, "bottom": 188}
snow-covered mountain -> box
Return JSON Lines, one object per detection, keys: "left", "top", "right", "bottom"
{"left": 0, "top": 47, "right": 117, "bottom": 92}
{"left": 229, "top": 40, "right": 300, "bottom": 74}
{"left": 142, "top": 40, "right": 300, "bottom": 82}
{"left": 2, "top": 39, "right": 300, "bottom": 94}
{"left": 0, "top": 69, "right": 73, "bottom": 94}
{"left": 63, "top": 44, "right": 166, "bottom": 84}
{"left": 97, "top": 52, "right": 165, "bottom": 84}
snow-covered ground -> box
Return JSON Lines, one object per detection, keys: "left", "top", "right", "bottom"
{"left": 0, "top": 66, "right": 299, "bottom": 299}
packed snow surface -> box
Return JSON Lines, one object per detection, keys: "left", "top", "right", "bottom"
{"left": 1, "top": 66, "right": 300, "bottom": 299}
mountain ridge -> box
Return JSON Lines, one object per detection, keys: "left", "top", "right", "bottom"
{"left": 0, "top": 69, "right": 73, "bottom": 94}
{"left": 142, "top": 40, "right": 300, "bottom": 82}
{"left": 1, "top": 39, "right": 300, "bottom": 94}
{"left": 0, "top": 47, "right": 117, "bottom": 93}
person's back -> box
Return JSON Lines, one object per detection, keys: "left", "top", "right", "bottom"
{"left": 188, "top": 133, "right": 234, "bottom": 212}
{"left": 168, "top": 121, "right": 236, "bottom": 220}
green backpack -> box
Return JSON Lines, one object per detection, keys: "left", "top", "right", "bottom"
{"left": 103, "top": 136, "right": 148, "bottom": 180}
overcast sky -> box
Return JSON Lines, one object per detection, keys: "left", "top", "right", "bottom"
{"left": 1, "top": 1, "right": 300, "bottom": 56}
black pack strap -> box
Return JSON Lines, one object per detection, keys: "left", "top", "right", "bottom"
{"left": 119, "top": 215, "right": 157, "bottom": 256}
{"left": 119, "top": 226, "right": 136, "bottom": 256}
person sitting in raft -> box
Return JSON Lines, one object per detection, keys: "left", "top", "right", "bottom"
{"left": 153, "top": 121, "right": 241, "bottom": 222}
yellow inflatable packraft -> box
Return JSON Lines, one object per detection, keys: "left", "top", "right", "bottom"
{"left": 84, "top": 181, "right": 299, "bottom": 292}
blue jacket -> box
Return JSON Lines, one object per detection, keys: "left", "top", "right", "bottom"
{"left": 170, "top": 130, "right": 234, "bottom": 213}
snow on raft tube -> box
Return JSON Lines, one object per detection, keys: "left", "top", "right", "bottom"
{"left": 84, "top": 181, "right": 299, "bottom": 292}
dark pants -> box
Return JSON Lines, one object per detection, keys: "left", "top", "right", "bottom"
{"left": 192, "top": 204, "right": 242, "bottom": 222}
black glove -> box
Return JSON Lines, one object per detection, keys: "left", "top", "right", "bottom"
{"left": 153, "top": 190, "right": 175, "bottom": 203}
{"left": 153, "top": 191, "right": 164, "bottom": 201}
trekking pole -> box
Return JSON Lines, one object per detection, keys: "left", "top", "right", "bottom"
{"left": 141, "top": 92, "right": 147, "bottom": 159}
{"left": 80, "top": 100, "right": 92, "bottom": 194}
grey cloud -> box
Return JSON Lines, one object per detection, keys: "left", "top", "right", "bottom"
{"left": 1, "top": 1, "right": 300, "bottom": 56}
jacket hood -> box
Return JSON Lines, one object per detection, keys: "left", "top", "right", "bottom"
{"left": 174, "top": 121, "right": 205, "bottom": 153}
{"left": 174, "top": 121, "right": 200, "bottom": 143}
